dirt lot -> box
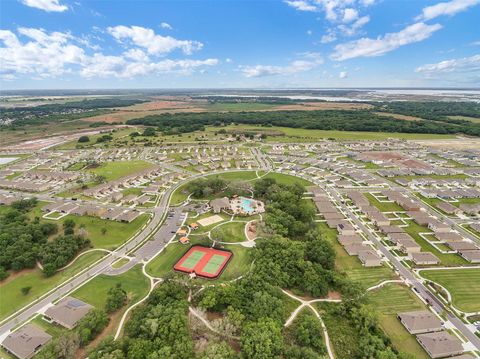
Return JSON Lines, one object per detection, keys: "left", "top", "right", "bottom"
{"left": 374, "top": 112, "right": 424, "bottom": 121}
{"left": 413, "top": 137, "right": 480, "bottom": 150}
{"left": 273, "top": 102, "right": 373, "bottom": 111}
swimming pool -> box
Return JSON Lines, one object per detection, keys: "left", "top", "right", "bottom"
{"left": 241, "top": 198, "right": 255, "bottom": 213}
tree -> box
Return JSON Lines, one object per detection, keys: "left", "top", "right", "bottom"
{"left": 200, "top": 342, "right": 237, "bottom": 359}
{"left": 241, "top": 318, "right": 283, "bottom": 359}
{"left": 78, "top": 135, "right": 90, "bottom": 143}
{"left": 101, "top": 227, "right": 107, "bottom": 235}
{"left": 21, "top": 286, "right": 31, "bottom": 295}
{"left": 292, "top": 311, "right": 326, "bottom": 353}
{"left": 105, "top": 283, "right": 128, "bottom": 313}
{"left": 142, "top": 127, "right": 156, "bottom": 136}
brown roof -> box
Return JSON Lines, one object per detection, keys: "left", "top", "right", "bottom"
{"left": 416, "top": 331, "right": 463, "bottom": 358}
{"left": 398, "top": 310, "right": 443, "bottom": 334}
{"left": 1, "top": 324, "right": 52, "bottom": 359}
{"left": 44, "top": 296, "right": 92, "bottom": 329}
{"left": 410, "top": 252, "right": 440, "bottom": 265}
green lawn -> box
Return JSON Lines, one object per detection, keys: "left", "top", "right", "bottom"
{"left": 205, "top": 170, "right": 260, "bottom": 182}
{"left": 170, "top": 182, "right": 191, "bottom": 206}
{"left": 403, "top": 221, "right": 466, "bottom": 266}
{"left": 261, "top": 172, "right": 313, "bottom": 187}
{"left": 210, "top": 221, "right": 247, "bottom": 242}
{"left": 0, "top": 251, "right": 105, "bottom": 321}
{"left": 346, "top": 266, "right": 397, "bottom": 289}
{"left": 88, "top": 160, "right": 154, "bottom": 182}
{"left": 111, "top": 258, "right": 130, "bottom": 269}
{"left": 365, "top": 193, "right": 404, "bottom": 212}
{"left": 32, "top": 204, "right": 150, "bottom": 250}
{"left": 72, "top": 265, "right": 150, "bottom": 309}
{"left": 368, "top": 283, "right": 429, "bottom": 359}
{"left": 420, "top": 268, "right": 480, "bottom": 312}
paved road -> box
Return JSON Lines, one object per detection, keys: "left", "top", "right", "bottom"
{"left": 0, "top": 178, "right": 178, "bottom": 339}
{"left": 251, "top": 147, "right": 272, "bottom": 171}
{"left": 0, "top": 168, "right": 264, "bottom": 339}
{"left": 321, "top": 182, "right": 480, "bottom": 351}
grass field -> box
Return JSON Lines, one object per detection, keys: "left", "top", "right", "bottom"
{"left": 448, "top": 115, "right": 480, "bottom": 124}
{"left": 72, "top": 265, "right": 150, "bottom": 309}
{"left": 31, "top": 204, "right": 149, "bottom": 250}
{"left": 87, "top": 160, "right": 154, "bottom": 182}
{"left": 261, "top": 172, "right": 314, "bottom": 186}
{"left": 367, "top": 283, "right": 429, "bottom": 359}
{"left": 0, "top": 251, "right": 105, "bottom": 321}
{"left": 420, "top": 268, "right": 480, "bottom": 312}
{"left": 210, "top": 221, "right": 247, "bottom": 242}
{"left": 365, "top": 193, "right": 404, "bottom": 212}
{"left": 346, "top": 266, "right": 397, "bottom": 288}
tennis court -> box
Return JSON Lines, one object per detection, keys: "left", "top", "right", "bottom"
{"left": 174, "top": 245, "right": 232, "bottom": 279}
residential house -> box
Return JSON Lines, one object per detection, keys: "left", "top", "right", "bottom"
{"left": 410, "top": 252, "right": 440, "bottom": 265}
{"left": 398, "top": 310, "right": 443, "bottom": 334}
{"left": 416, "top": 331, "right": 463, "bottom": 359}
{"left": 1, "top": 324, "right": 52, "bottom": 359}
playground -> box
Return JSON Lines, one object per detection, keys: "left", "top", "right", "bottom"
{"left": 173, "top": 245, "right": 232, "bottom": 279}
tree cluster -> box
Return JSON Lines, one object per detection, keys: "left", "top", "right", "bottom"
{"left": 0, "top": 201, "right": 90, "bottom": 279}
{"left": 126, "top": 107, "right": 480, "bottom": 136}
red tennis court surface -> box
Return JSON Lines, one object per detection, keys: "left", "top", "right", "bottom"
{"left": 174, "top": 245, "right": 232, "bottom": 279}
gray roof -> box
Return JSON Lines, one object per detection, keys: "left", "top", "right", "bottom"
{"left": 411, "top": 252, "right": 440, "bottom": 264}
{"left": 44, "top": 296, "right": 92, "bottom": 329}
{"left": 417, "top": 331, "right": 463, "bottom": 358}
{"left": 1, "top": 324, "right": 52, "bottom": 359}
{"left": 398, "top": 310, "right": 442, "bottom": 334}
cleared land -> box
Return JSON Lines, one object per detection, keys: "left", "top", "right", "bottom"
{"left": 88, "top": 160, "right": 154, "bottom": 182}
{"left": 420, "top": 268, "right": 480, "bottom": 312}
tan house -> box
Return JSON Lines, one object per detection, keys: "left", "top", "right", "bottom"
{"left": 398, "top": 310, "right": 443, "bottom": 334}
{"left": 358, "top": 250, "right": 382, "bottom": 267}
{"left": 44, "top": 296, "right": 93, "bottom": 329}
{"left": 416, "top": 331, "right": 463, "bottom": 358}
{"left": 410, "top": 252, "right": 440, "bottom": 265}
{"left": 337, "top": 222, "right": 356, "bottom": 236}
{"left": 1, "top": 324, "right": 52, "bottom": 359}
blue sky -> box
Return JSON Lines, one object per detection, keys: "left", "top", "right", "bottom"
{"left": 0, "top": 0, "right": 479, "bottom": 89}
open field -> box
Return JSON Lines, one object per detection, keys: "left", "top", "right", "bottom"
{"left": 31, "top": 203, "right": 150, "bottom": 250}
{"left": 368, "top": 283, "right": 430, "bottom": 359}
{"left": 0, "top": 251, "right": 105, "bottom": 321}
{"left": 346, "top": 266, "right": 397, "bottom": 288}
{"left": 87, "top": 160, "right": 154, "bottom": 182}
{"left": 211, "top": 221, "right": 247, "bottom": 242}
{"left": 374, "top": 112, "right": 425, "bottom": 121}
{"left": 72, "top": 265, "right": 150, "bottom": 309}
{"left": 420, "top": 268, "right": 480, "bottom": 312}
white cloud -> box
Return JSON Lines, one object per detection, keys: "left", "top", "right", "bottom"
{"left": 339, "top": 71, "right": 348, "bottom": 78}
{"left": 331, "top": 22, "right": 442, "bottom": 61}
{"left": 284, "top": 0, "right": 317, "bottom": 12}
{"left": 338, "top": 15, "right": 370, "bottom": 36}
{"left": 241, "top": 53, "right": 323, "bottom": 77}
{"left": 321, "top": 30, "right": 337, "bottom": 43}
{"left": 417, "top": 0, "right": 480, "bottom": 21}
{"left": 81, "top": 56, "right": 218, "bottom": 78}
{"left": 342, "top": 8, "right": 359, "bottom": 22}
{"left": 20, "top": 0, "right": 68, "bottom": 12}
{"left": 0, "top": 28, "right": 85, "bottom": 77}
{"left": 307, "top": 30, "right": 313, "bottom": 35}
{"left": 415, "top": 54, "right": 480, "bottom": 74}
{"left": 160, "top": 22, "right": 173, "bottom": 30}
{"left": 107, "top": 25, "right": 203, "bottom": 55}
{"left": 0, "top": 27, "right": 218, "bottom": 80}
{"left": 225, "top": 58, "right": 233, "bottom": 63}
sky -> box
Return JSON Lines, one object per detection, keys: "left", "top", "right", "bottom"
{"left": 0, "top": 0, "right": 479, "bottom": 89}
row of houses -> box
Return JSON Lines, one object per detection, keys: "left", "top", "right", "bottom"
{"left": 311, "top": 187, "right": 382, "bottom": 267}
{"left": 42, "top": 201, "right": 142, "bottom": 223}
{"left": 397, "top": 310, "right": 469, "bottom": 358}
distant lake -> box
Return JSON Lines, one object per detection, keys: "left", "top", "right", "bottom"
{"left": 0, "top": 157, "right": 17, "bottom": 165}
